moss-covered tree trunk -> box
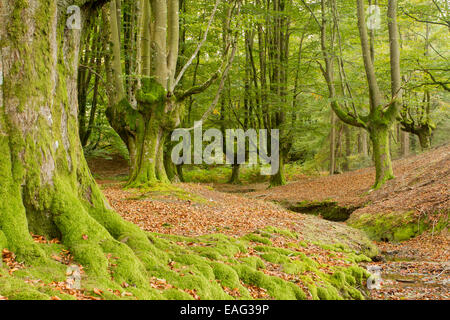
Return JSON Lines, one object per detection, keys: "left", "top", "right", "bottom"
{"left": 270, "top": 154, "right": 286, "bottom": 187}
{"left": 0, "top": 0, "right": 158, "bottom": 289}
{"left": 417, "top": 128, "right": 432, "bottom": 150}
{"left": 369, "top": 125, "right": 394, "bottom": 188}
{"left": 164, "top": 137, "right": 181, "bottom": 182}
{"left": 228, "top": 164, "right": 241, "bottom": 184}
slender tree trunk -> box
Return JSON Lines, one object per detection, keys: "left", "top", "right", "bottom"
{"left": 361, "top": 130, "right": 369, "bottom": 156}
{"left": 228, "top": 164, "right": 241, "bottom": 184}
{"left": 358, "top": 0, "right": 400, "bottom": 188}
{"left": 330, "top": 112, "right": 337, "bottom": 175}
{"left": 400, "top": 130, "right": 409, "bottom": 156}
{"left": 270, "top": 156, "right": 286, "bottom": 187}
{"left": 342, "top": 125, "right": 351, "bottom": 171}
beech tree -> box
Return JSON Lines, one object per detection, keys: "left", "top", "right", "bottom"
{"left": 304, "top": 0, "right": 404, "bottom": 188}
{"left": 0, "top": 0, "right": 166, "bottom": 288}
{"left": 104, "top": 0, "right": 239, "bottom": 187}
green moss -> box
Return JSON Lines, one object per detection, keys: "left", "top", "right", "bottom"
{"left": 261, "top": 226, "right": 298, "bottom": 239}
{"left": 254, "top": 245, "right": 300, "bottom": 257}
{"left": 210, "top": 262, "right": 252, "bottom": 299}
{"left": 191, "top": 246, "right": 223, "bottom": 260}
{"left": 162, "top": 288, "right": 193, "bottom": 300}
{"left": 238, "top": 256, "right": 266, "bottom": 270}
{"left": 348, "top": 211, "right": 448, "bottom": 242}
{"left": 137, "top": 78, "right": 167, "bottom": 106}
{"left": 282, "top": 260, "right": 308, "bottom": 274}
{"left": 233, "top": 265, "right": 306, "bottom": 300}
{"left": 0, "top": 231, "right": 7, "bottom": 250}
{"left": 242, "top": 233, "right": 272, "bottom": 245}
{"left": 261, "top": 252, "right": 291, "bottom": 264}
{"left": 317, "top": 285, "right": 342, "bottom": 300}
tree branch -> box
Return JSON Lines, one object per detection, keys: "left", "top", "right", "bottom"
{"left": 175, "top": 71, "right": 220, "bottom": 101}
{"left": 400, "top": 7, "right": 449, "bottom": 28}
{"left": 170, "top": 0, "right": 221, "bottom": 92}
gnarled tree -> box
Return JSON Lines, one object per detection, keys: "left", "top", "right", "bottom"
{"left": 0, "top": 0, "right": 165, "bottom": 289}
{"left": 307, "top": 0, "right": 403, "bottom": 188}
{"left": 104, "top": 0, "right": 237, "bottom": 187}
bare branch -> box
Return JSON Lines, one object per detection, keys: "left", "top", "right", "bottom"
{"left": 400, "top": 7, "right": 449, "bottom": 28}
{"left": 170, "top": 0, "right": 221, "bottom": 92}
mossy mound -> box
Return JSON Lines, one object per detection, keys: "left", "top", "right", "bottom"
{"left": 347, "top": 211, "right": 448, "bottom": 242}
{"left": 0, "top": 227, "right": 371, "bottom": 300}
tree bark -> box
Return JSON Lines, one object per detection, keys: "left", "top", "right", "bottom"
{"left": 330, "top": 112, "right": 337, "bottom": 175}
{"left": 228, "top": 164, "right": 241, "bottom": 184}
{"left": 369, "top": 125, "right": 394, "bottom": 188}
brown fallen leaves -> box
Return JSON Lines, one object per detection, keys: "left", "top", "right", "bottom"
{"left": 150, "top": 277, "right": 174, "bottom": 290}
{"left": 241, "top": 282, "right": 271, "bottom": 299}
{"left": 148, "top": 276, "right": 200, "bottom": 300}
{"left": 48, "top": 281, "right": 101, "bottom": 300}
{"left": 250, "top": 144, "right": 450, "bottom": 221}
{"left": 2, "top": 248, "right": 24, "bottom": 275}
{"left": 31, "top": 233, "right": 60, "bottom": 245}
{"left": 222, "top": 286, "right": 241, "bottom": 298}
{"left": 51, "top": 250, "right": 74, "bottom": 265}
{"left": 103, "top": 182, "right": 307, "bottom": 238}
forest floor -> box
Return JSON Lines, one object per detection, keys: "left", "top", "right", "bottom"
{"left": 88, "top": 145, "right": 449, "bottom": 300}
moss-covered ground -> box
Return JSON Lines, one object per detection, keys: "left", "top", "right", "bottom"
{"left": 0, "top": 226, "right": 372, "bottom": 300}
{"left": 347, "top": 211, "right": 448, "bottom": 242}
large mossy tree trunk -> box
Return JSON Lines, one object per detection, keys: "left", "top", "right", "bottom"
{"left": 106, "top": 79, "right": 180, "bottom": 187}
{"left": 368, "top": 125, "right": 394, "bottom": 188}
{"left": 0, "top": 0, "right": 158, "bottom": 289}
{"left": 104, "top": 0, "right": 176, "bottom": 187}
{"left": 417, "top": 128, "right": 432, "bottom": 150}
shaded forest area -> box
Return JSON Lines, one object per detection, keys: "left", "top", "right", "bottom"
{"left": 0, "top": 0, "right": 448, "bottom": 301}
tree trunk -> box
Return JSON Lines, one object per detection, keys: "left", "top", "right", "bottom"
{"left": 124, "top": 99, "right": 174, "bottom": 187}
{"left": 270, "top": 154, "right": 286, "bottom": 187}
{"left": 417, "top": 129, "right": 431, "bottom": 150}
{"left": 362, "top": 130, "right": 369, "bottom": 156}
{"left": 330, "top": 112, "right": 337, "bottom": 175}
{"left": 0, "top": 0, "right": 155, "bottom": 288}
{"left": 400, "top": 130, "right": 409, "bottom": 156}
{"left": 228, "top": 164, "right": 241, "bottom": 184}
{"left": 369, "top": 126, "right": 394, "bottom": 188}
{"left": 164, "top": 138, "right": 181, "bottom": 182}
{"left": 342, "top": 125, "right": 351, "bottom": 172}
